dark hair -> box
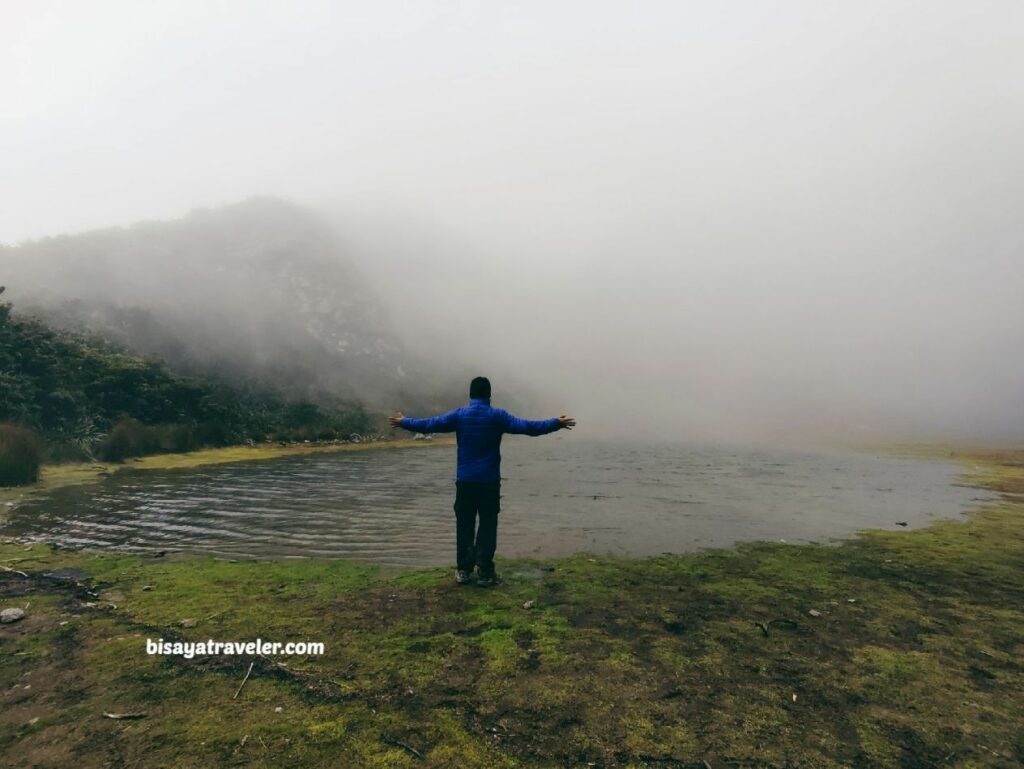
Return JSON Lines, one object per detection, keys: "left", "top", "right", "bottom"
{"left": 470, "top": 376, "right": 491, "bottom": 399}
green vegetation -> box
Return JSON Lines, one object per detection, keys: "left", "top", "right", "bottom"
{"left": 0, "top": 423, "right": 42, "bottom": 487}
{"left": 0, "top": 299, "right": 373, "bottom": 464}
{"left": 0, "top": 449, "right": 1021, "bottom": 767}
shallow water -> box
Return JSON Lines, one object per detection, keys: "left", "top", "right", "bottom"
{"left": 2, "top": 438, "right": 991, "bottom": 566}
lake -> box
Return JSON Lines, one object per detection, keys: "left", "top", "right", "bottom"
{"left": 2, "top": 438, "right": 989, "bottom": 566}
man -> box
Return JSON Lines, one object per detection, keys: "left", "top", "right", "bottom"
{"left": 389, "top": 376, "right": 576, "bottom": 586}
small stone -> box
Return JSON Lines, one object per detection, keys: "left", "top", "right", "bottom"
{"left": 178, "top": 618, "right": 197, "bottom": 628}
{"left": 808, "top": 609, "right": 822, "bottom": 617}
{"left": 141, "top": 585, "right": 153, "bottom": 592}
{"left": 274, "top": 706, "right": 283, "bottom": 713}
{"left": 522, "top": 600, "right": 535, "bottom": 610}
{"left": 847, "top": 598, "right": 857, "bottom": 603}
{"left": 28, "top": 717, "right": 39, "bottom": 725}
{"left": 1, "top": 608, "right": 26, "bottom": 623}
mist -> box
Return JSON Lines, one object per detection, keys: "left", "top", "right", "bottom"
{"left": 4, "top": 1, "right": 1023, "bottom": 442}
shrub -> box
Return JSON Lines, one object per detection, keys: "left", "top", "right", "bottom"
{"left": 42, "top": 440, "right": 93, "bottom": 464}
{"left": 0, "top": 423, "right": 42, "bottom": 486}
{"left": 97, "top": 417, "right": 161, "bottom": 462}
{"left": 193, "top": 420, "right": 234, "bottom": 447}
{"left": 159, "top": 424, "right": 198, "bottom": 453}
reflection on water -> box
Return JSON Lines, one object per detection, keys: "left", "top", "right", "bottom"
{"left": 2, "top": 438, "right": 991, "bottom": 566}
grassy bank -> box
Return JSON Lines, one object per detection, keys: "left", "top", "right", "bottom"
{"left": 0, "top": 450, "right": 1021, "bottom": 768}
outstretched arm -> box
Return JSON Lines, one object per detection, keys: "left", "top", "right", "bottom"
{"left": 501, "top": 410, "right": 576, "bottom": 436}
{"left": 388, "top": 409, "right": 459, "bottom": 433}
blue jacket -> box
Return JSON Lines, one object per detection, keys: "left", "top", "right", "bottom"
{"left": 400, "top": 398, "right": 562, "bottom": 482}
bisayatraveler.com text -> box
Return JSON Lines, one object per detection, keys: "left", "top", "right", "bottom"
{"left": 146, "top": 638, "right": 324, "bottom": 659}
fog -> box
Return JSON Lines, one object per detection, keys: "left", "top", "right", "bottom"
{"left": 3, "top": 2, "right": 1023, "bottom": 442}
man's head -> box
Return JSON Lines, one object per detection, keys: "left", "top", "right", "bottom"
{"left": 470, "top": 376, "right": 491, "bottom": 400}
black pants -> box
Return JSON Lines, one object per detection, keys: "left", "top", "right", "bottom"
{"left": 454, "top": 480, "right": 500, "bottom": 574}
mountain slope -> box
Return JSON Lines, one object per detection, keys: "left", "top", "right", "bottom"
{"left": 0, "top": 198, "right": 461, "bottom": 411}
{"left": 0, "top": 294, "right": 372, "bottom": 460}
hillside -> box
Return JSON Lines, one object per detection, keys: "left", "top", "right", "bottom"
{"left": 0, "top": 293, "right": 372, "bottom": 462}
{"left": 0, "top": 198, "right": 465, "bottom": 413}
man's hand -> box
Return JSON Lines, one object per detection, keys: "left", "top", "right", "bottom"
{"left": 388, "top": 412, "right": 404, "bottom": 428}
{"left": 557, "top": 415, "right": 576, "bottom": 430}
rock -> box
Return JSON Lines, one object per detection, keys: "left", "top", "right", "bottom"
{"left": 178, "top": 618, "right": 197, "bottom": 628}
{"left": 141, "top": 585, "right": 153, "bottom": 592}
{"left": 808, "top": 609, "right": 822, "bottom": 617}
{"left": 274, "top": 706, "right": 283, "bottom": 713}
{"left": 847, "top": 598, "right": 857, "bottom": 603}
{"left": 522, "top": 600, "right": 535, "bottom": 610}
{"left": 1, "top": 607, "right": 26, "bottom": 623}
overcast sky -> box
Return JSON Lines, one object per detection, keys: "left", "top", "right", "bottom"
{"left": 3, "top": 1, "right": 1023, "bottom": 440}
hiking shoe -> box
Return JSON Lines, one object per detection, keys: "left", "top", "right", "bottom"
{"left": 476, "top": 572, "right": 501, "bottom": 588}
{"left": 455, "top": 570, "right": 473, "bottom": 585}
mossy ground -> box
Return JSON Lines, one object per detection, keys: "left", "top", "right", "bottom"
{"left": 1, "top": 449, "right": 1022, "bottom": 767}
